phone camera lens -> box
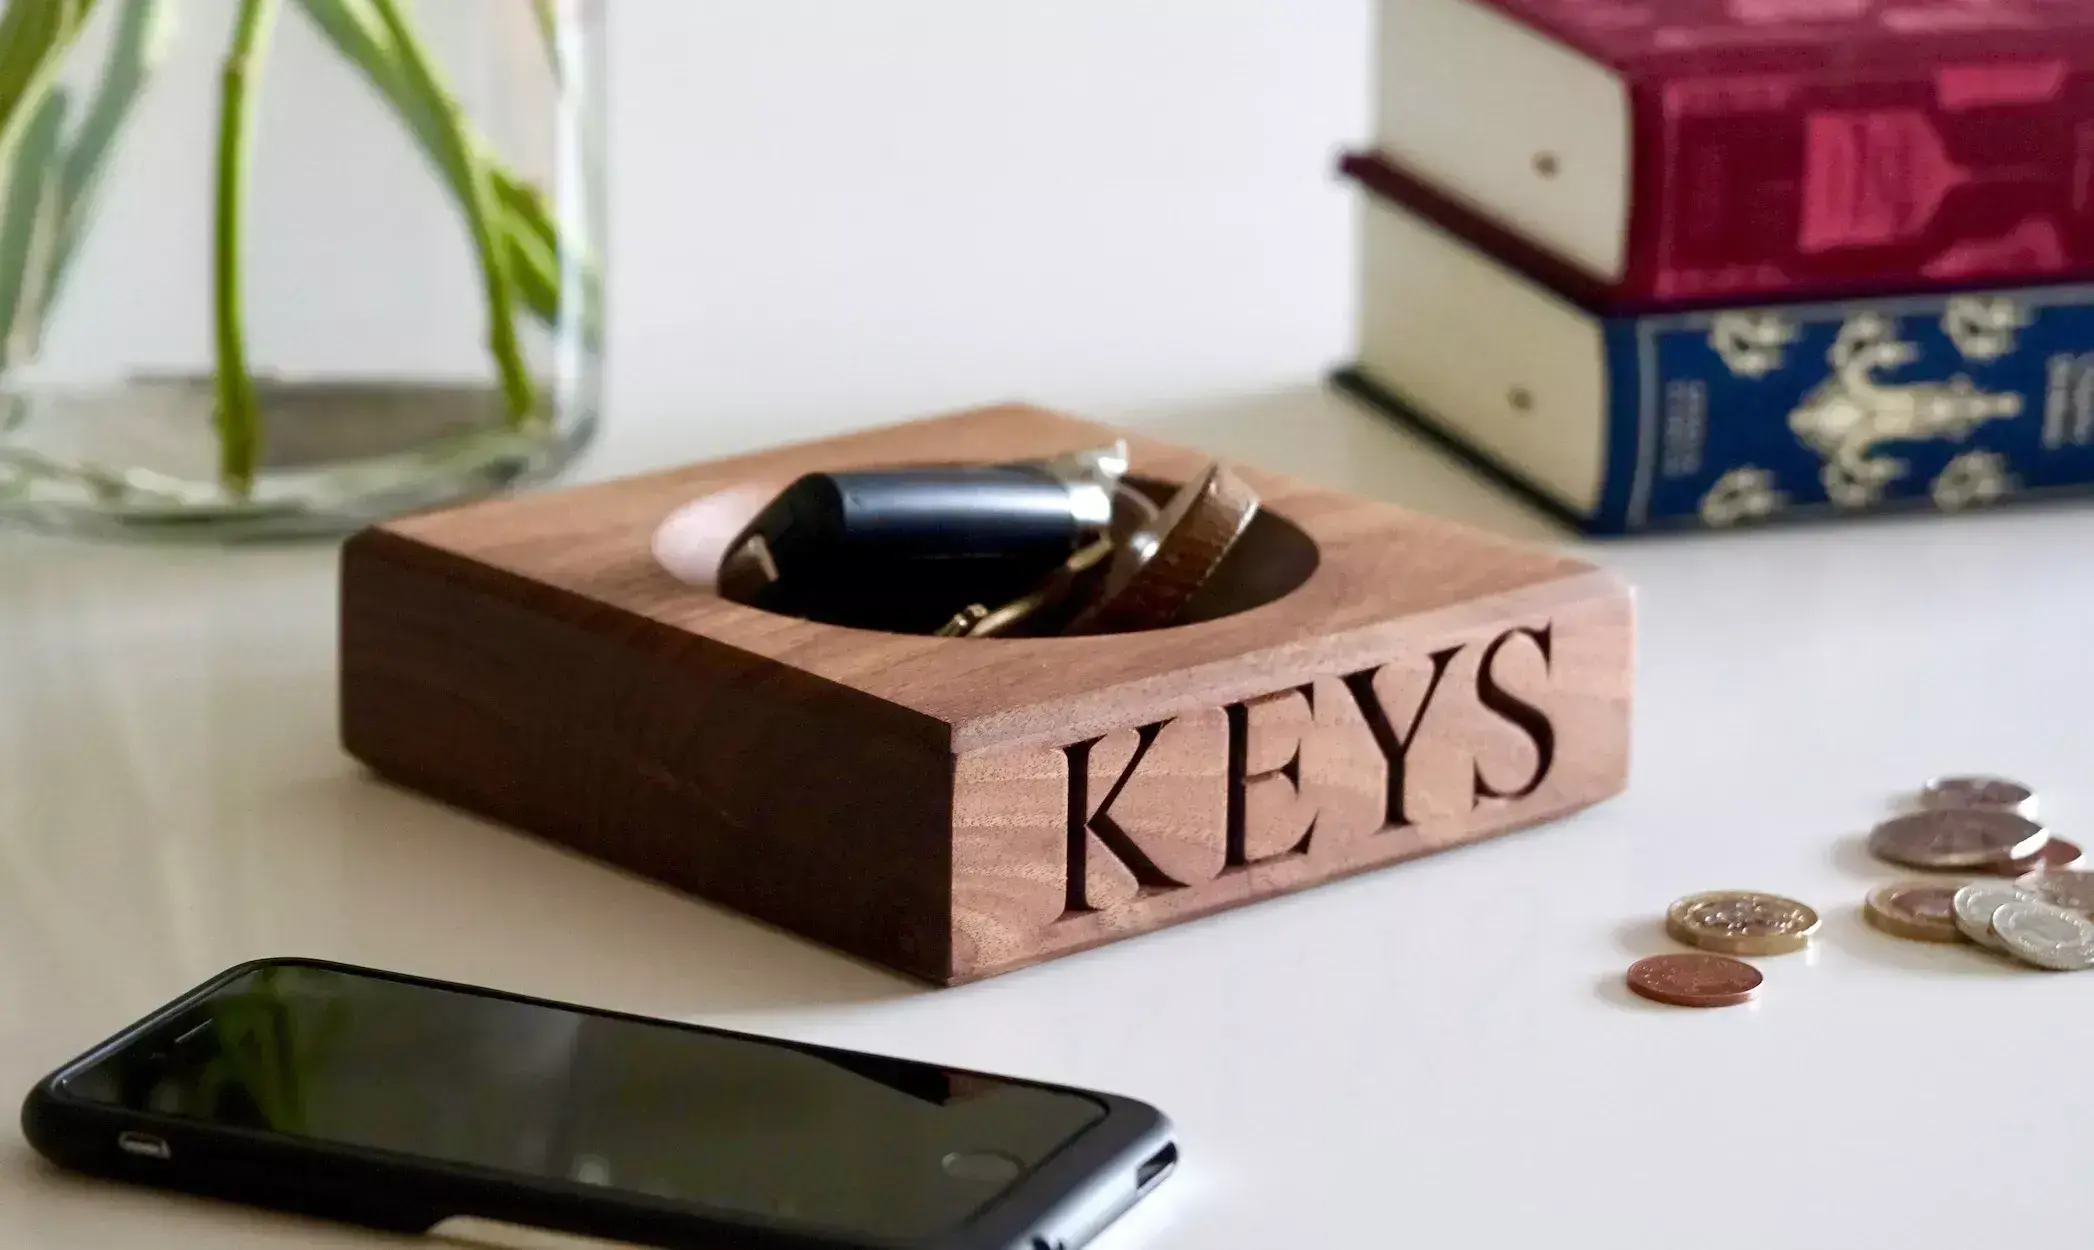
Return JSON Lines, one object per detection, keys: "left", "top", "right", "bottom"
{"left": 939, "top": 1150, "right": 1022, "bottom": 1185}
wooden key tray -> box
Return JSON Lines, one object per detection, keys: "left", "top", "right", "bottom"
{"left": 340, "top": 404, "right": 1634, "bottom": 984}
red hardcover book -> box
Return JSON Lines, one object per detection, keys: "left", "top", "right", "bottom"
{"left": 1374, "top": 0, "right": 2094, "bottom": 307}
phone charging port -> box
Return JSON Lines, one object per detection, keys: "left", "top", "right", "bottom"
{"left": 117, "top": 1132, "right": 171, "bottom": 1160}
{"left": 1135, "top": 1142, "right": 1177, "bottom": 1189}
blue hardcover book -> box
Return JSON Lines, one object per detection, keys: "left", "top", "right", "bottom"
{"left": 1336, "top": 157, "right": 2094, "bottom": 536}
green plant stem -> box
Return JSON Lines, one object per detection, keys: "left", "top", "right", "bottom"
{"left": 0, "top": 90, "right": 65, "bottom": 366}
{"left": 488, "top": 173, "right": 600, "bottom": 349}
{"left": 367, "top": 0, "right": 534, "bottom": 426}
{"left": 0, "top": 0, "right": 163, "bottom": 373}
{"left": 0, "top": 5, "right": 52, "bottom": 139}
{"left": 292, "top": 0, "right": 595, "bottom": 338}
{"left": 0, "top": 0, "right": 100, "bottom": 223}
{"left": 41, "top": 0, "right": 171, "bottom": 331}
{"left": 213, "top": 0, "right": 279, "bottom": 497}
{"left": 529, "top": 0, "right": 560, "bottom": 85}
{"left": 372, "top": 0, "right": 544, "bottom": 425}
{"left": 0, "top": 1, "right": 69, "bottom": 133}
{"left": 491, "top": 169, "right": 560, "bottom": 324}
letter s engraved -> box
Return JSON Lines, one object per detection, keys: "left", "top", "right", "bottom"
{"left": 1473, "top": 626, "right": 1556, "bottom": 803}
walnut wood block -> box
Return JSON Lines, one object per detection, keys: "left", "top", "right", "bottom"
{"left": 340, "top": 404, "right": 1634, "bottom": 984}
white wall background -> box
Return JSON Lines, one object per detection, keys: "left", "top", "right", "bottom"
{"left": 40, "top": 1, "right": 1375, "bottom": 473}
{"left": 602, "top": 0, "right": 1372, "bottom": 465}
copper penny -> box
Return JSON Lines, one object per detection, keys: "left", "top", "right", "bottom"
{"left": 1864, "top": 882, "right": 1965, "bottom": 943}
{"left": 1625, "top": 954, "right": 1764, "bottom": 1009}
{"left": 1920, "top": 775, "right": 2037, "bottom": 817}
{"left": 1066, "top": 462, "right": 1259, "bottom": 635}
{"left": 1990, "top": 837, "right": 2085, "bottom": 877}
{"left": 1868, "top": 809, "right": 2049, "bottom": 870}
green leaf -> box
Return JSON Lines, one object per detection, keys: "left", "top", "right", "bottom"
{"left": 0, "top": 87, "right": 63, "bottom": 365}
{"left": 40, "top": 0, "right": 174, "bottom": 322}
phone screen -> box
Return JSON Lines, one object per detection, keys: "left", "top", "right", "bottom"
{"left": 57, "top": 965, "right": 1107, "bottom": 1241}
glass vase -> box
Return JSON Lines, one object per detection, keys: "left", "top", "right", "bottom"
{"left": 0, "top": 0, "right": 604, "bottom": 540}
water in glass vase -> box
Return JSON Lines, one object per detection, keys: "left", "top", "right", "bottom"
{"left": 0, "top": 0, "right": 604, "bottom": 540}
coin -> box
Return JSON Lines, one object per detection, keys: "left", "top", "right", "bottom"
{"left": 1952, "top": 883, "right": 2036, "bottom": 950}
{"left": 2018, "top": 870, "right": 2094, "bottom": 918}
{"left": 1065, "top": 462, "right": 1259, "bottom": 635}
{"left": 1920, "top": 775, "right": 2037, "bottom": 818}
{"left": 1864, "top": 882, "right": 1965, "bottom": 944}
{"left": 1869, "top": 809, "right": 2049, "bottom": 870}
{"left": 1991, "top": 900, "right": 2094, "bottom": 972}
{"left": 1626, "top": 954, "right": 1764, "bottom": 1008}
{"left": 1666, "top": 891, "right": 1820, "bottom": 956}
{"left": 1991, "top": 837, "right": 2085, "bottom": 877}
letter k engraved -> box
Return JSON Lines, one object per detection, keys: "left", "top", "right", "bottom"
{"left": 1064, "top": 709, "right": 1228, "bottom": 913}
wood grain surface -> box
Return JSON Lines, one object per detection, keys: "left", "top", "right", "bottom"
{"left": 342, "top": 403, "right": 1635, "bottom": 984}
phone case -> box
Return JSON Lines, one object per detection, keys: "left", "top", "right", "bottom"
{"left": 21, "top": 958, "right": 1176, "bottom": 1250}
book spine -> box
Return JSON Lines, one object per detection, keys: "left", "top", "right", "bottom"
{"left": 1602, "top": 286, "right": 2094, "bottom": 532}
{"left": 1624, "top": 56, "right": 2094, "bottom": 305}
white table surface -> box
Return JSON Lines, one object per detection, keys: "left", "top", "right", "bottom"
{"left": 5, "top": 384, "right": 2093, "bottom": 1250}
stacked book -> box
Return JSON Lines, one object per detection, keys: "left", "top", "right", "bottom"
{"left": 1335, "top": 0, "right": 2094, "bottom": 533}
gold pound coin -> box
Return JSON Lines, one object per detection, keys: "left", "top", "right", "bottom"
{"left": 1864, "top": 882, "right": 1966, "bottom": 944}
{"left": 1065, "top": 462, "right": 1259, "bottom": 636}
{"left": 1666, "top": 891, "right": 1821, "bottom": 956}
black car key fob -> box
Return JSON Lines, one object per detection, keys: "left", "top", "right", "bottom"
{"left": 720, "top": 445, "right": 1127, "bottom": 633}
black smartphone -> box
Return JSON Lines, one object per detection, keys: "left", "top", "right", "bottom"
{"left": 21, "top": 959, "right": 1175, "bottom": 1250}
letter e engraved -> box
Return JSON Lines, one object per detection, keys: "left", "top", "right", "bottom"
{"left": 1232, "top": 690, "right": 1315, "bottom": 863}
{"left": 1229, "top": 678, "right": 1387, "bottom": 867}
{"left": 1343, "top": 646, "right": 1462, "bottom": 831}
{"left": 1473, "top": 626, "right": 1558, "bottom": 804}
{"left": 1063, "top": 708, "right": 1228, "bottom": 913}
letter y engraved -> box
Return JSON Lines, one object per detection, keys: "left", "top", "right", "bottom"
{"left": 1344, "top": 647, "right": 1462, "bottom": 830}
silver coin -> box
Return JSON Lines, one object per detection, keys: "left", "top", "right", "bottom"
{"left": 1952, "top": 883, "right": 2036, "bottom": 950}
{"left": 1992, "top": 900, "right": 2094, "bottom": 972}
{"left": 2018, "top": 870, "right": 2094, "bottom": 918}
{"left": 1870, "top": 809, "right": 2049, "bottom": 870}
{"left": 1920, "top": 775, "right": 2038, "bottom": 818}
